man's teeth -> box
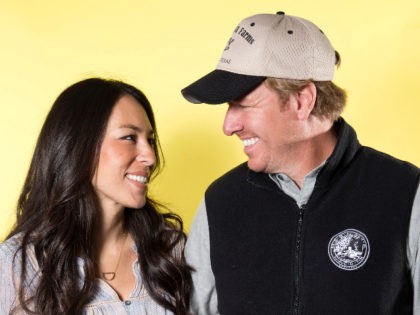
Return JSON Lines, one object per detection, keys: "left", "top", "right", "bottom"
{"left": 126, "top": 174, "right": 148, "bottom": 183}
{"left": 243, "top": 138, "right": 259, "bottom": 147}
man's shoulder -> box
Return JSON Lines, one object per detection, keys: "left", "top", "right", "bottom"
{"left": 360, "top": 145, "right": 419, "bottom": 176}
{"left": 206, "top": 162, "right": 249, "bottom": 192}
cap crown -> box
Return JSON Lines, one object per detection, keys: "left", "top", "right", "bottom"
{"left": 216, "top": 12, "right": 335, "bottom": 81}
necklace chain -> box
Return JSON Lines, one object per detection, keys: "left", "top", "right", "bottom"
{"left": 101, "top": 233, "right": 128, "bottom": 281}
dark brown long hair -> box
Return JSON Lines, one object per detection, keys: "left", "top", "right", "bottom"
{"left": 6, "top": 78, "right": 192, "bottom": 314}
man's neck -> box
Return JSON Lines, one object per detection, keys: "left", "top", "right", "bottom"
{"left": 278, "top": 120, "right": 337, "bottom": 188}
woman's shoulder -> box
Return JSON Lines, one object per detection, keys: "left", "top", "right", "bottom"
{"left": 0, "top": 233, "right": 24, "bottom": 259}
{"left": 0, "top": 233, "right": 37, "bottom": 268}
{"left": 0, "top": 233, "right": 32, "bottom": 313}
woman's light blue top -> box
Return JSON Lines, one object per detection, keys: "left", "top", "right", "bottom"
{"left": 0, "top": 234, "right": 173, "bottom": 314}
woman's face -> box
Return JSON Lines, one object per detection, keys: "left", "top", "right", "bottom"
{"left": 92, "top": 94, "right": 156, "bottom": 212}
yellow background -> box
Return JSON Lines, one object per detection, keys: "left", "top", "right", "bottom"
{"left": 1, "top": 1, "right": 419, "bottom": 239}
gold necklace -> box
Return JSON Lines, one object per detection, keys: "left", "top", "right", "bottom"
{"left": 102, "top": 233, "right": 128, "bottom": 281}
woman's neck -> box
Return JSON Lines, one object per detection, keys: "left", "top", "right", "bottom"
{"left": 96, "top": 205, "right": 126, "bottom": 249}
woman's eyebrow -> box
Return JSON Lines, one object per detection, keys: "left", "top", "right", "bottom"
{"left": 118, "top": 123, "right": 141, "bottom": 131}
{"left": 119, "top": 124, "right": 154, "bottom": 136}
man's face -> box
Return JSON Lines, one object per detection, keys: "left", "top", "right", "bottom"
{"left": 223, "top": 82, "right": 302, "bottom": 174}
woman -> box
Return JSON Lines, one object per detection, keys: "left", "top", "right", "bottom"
{"left": 0, "top": 78, "right": 192, "bottom": 314}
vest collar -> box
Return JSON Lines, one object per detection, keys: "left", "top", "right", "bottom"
{"left": 246, "top": 118, "right": 361, "bottom": 191}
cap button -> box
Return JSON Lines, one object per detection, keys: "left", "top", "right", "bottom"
{"left": 276, "top": 11, "right": 285, "bottom": 15}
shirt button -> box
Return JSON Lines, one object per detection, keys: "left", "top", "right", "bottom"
{"left": 125, "top": 300, "right": 131, "bottom": 305}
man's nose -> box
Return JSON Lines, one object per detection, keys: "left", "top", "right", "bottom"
{"left": 223, "top": 106, "right": 243, "bottom": 136}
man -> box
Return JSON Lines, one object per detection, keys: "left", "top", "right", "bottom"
{"left": 181, "top": 11, "right": 420, "bottom": 315}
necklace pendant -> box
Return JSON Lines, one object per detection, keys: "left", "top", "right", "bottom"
{"left": 102, "top": 272, "right": 116, "bottom": 281}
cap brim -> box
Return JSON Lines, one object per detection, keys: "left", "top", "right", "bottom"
{"left": 181, "top": 69, "right": 266, "bottom": 104}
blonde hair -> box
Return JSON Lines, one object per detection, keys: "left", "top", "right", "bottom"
{"left": 264, "top": 51, "right": 347, "bottom": 121}
{"left": 264, "top": 78, "right": 346, "bottom": 121}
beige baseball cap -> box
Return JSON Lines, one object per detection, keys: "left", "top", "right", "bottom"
{"left": 181, "top": 11, "right": 336, "bottom": 104}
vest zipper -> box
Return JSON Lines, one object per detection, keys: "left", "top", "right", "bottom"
{"left": 293, "top": 204, "right": 305, "bottom": 315}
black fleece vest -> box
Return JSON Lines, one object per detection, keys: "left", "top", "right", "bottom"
{"left": 205, "top": 119, "right": 419, "bottom": 315}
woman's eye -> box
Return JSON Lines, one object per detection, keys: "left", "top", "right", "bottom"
{"left": 122, "top": 135, "right": 137, "bottom": 142}
{"left": 148, "top": 137, "right": 156, "bottom": 145}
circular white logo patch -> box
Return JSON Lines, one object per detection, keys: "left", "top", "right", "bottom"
{"left": 328, "top": 228, "right": 370, "bottom": 271}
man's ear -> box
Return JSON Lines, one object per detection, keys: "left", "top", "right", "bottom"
{"left": 292, "top": 82, "right": 317, "bottom": 120}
